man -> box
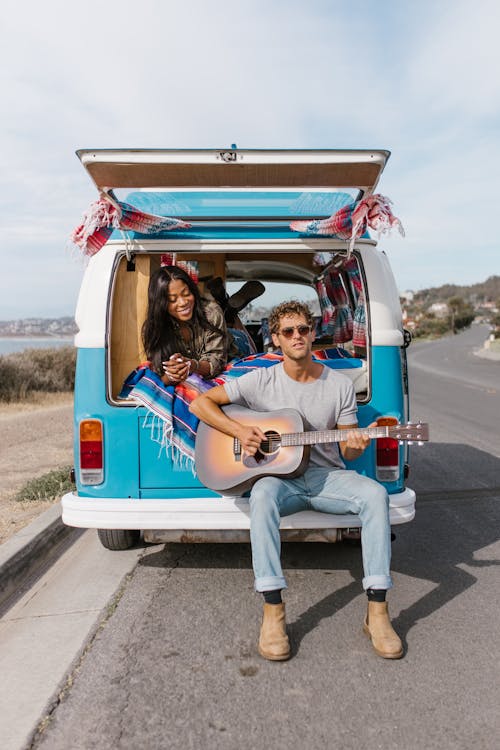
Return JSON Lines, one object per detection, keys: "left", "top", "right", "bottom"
{"left": 190, "top": 301, "right": 403, "bottom": 661}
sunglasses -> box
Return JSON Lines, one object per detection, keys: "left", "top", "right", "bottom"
{"left": 278, "top": 325, "right": 312, "bottom": 338}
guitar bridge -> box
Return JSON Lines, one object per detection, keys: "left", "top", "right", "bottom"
{"left": 233, "top": 438, "right": 242, "bottom": 462}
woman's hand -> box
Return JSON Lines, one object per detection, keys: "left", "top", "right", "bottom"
{"left": 162, "top": 353, "right": 193, "bottom": 384}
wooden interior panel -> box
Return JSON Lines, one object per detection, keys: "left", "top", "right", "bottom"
{"left": 110, "top": 255, "right": 151, "bottom": 397}
{"left": 86, "top": 162, "right": 382, "bottom": 190}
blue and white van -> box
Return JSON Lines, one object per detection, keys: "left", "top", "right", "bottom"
{"left": 62, "top": 148, "right": 418, "bottom": 550}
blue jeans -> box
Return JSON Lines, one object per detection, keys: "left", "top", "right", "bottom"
{"left": 249, "top": 466, "right": 393, "bottom": 593}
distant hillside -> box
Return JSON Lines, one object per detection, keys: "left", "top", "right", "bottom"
{"left": 0, "top": 316, "right": 77, "bottom": 337}
{"left": 413, "top": 276, "right": 500, "bottom": 305}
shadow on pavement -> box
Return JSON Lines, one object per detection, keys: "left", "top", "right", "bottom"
{"left": 139, "top": 443, "right": 500, "bottom": 652}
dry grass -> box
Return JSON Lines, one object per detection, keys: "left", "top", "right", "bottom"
{"left": 0, "top": 497, "right": 59, "bottom": 545}
{"left": 0, "top": 346, "right": 76, "bottom": 402}
{"left": 15, "top": 466, "right": 75, "bottom": 503}
{"left": 0, "top": 392, "right": 74, "bottom": 544}
{"left": 0, "top": 391, "right": 73, "bottom": 416}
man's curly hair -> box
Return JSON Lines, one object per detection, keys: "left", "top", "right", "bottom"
{"left": 268, "top": 300, "right": 314, "bottom": 334}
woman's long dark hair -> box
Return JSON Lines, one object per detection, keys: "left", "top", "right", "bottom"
{"left": 142, "top": 265, "right": 222, "bottom": 374}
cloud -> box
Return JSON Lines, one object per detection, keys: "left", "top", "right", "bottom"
{"left": 407, "top": 0, "right": 500, "bottom": 119}
{"left": 1, "top": 0, "right": 499, "bottom": 316}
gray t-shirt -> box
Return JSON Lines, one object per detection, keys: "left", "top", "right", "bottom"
{"left": 223, "top": 363, "right": 358, "bottom": 469}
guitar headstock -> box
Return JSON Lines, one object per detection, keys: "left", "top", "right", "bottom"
{"left": 387, "top": 422, "right": 429, "bottom": 442}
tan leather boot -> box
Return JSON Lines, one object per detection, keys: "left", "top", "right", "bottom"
{"left": 258, "top": 603, "right": 291, "bottom": 661}
{"left": 363, "top": 601, "right": 403, "bottom": 659}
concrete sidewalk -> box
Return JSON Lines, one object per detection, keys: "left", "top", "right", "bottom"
{"left": 0, "top": 508, "right": 146, "bottom": 750}
{"left": 0, "top": 503, "right": 78, "bottom": 610}
{"left": 474, "top": 336, "right": 500, "bottom": 361}
{"left": 475, "top": 345, "right": 500, "bottom": 361}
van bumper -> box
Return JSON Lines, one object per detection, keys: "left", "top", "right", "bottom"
{"left": 62, "top": 488, "right": 415, "bottom": 531}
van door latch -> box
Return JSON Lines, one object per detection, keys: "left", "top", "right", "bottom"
{"left": 218, "top": 151, "right": 238, "bottom": 163}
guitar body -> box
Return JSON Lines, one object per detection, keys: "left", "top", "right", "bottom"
{"left": 195, "top": 405, "right": 310, "bottom": 494}
{"left": 195, "top": 405, "right": 429, "bottom": 495}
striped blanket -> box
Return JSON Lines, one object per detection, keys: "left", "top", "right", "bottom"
{"left": 71, "top": 195, "right": 192, "bottom": 257}
{"left": 119, "top": 349, "right": 358, "bottom": 470}
{"left": 290, "top": 193, "right": 404, "bottom": 254}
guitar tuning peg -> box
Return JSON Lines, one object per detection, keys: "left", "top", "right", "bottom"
{"left": 407, "top": 441, "right": 414, "bottom": 446}
{"left": 399, "top": 440, "right": 404, "bottom": 446}
{"left": 418, "top": 441, "right": 424, "bottom": 446}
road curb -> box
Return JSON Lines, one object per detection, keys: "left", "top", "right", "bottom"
{"left": 0, "top": 502, "right": 78, "bottom": 609}
{"left": 474, "top": 347, "right": 500, "bottom": 361}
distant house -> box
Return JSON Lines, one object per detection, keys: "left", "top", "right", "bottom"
{"left": 400, "top": 290, "right": 414, "bottom": 303}
{"left": 428, "top": 302, "right": 448, "bottom": 319}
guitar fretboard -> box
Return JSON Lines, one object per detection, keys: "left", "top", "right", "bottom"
{"left": 280, "top": 426, "right": 389, "bottom": 447}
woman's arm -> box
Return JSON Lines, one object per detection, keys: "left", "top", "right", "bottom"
{"left": 161, "top": 301, "right": 229, "bottom": 382}
{"left": 197, "top": 301, "right": 229, "bottom": 377}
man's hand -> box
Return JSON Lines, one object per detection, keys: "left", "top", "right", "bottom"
{"left": 234, "top": 424, "right": 267, "bottom": 456}
{"left": 189, "top": 385, "right": 265, "bottom": 456}
{"left": 339, "top": 421, "right": 377, "bottom": 461}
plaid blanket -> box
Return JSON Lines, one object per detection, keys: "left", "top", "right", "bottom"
{"left": 325, "top": 268, "right": 353, "bottom": 344}
{"left": 345, "top": 258, "right": 367, "bottom": 350}
{"left": 314, "top": 276, "right": 336, "bottom": 336}
{"left": 290, "top": 193, "right": 404, "bottom": 254}
{"left": 71, "top": 194, "right": 192, "bottom": 256}
{"left": 119, "top": 349, "right": 359, "bottom": 470}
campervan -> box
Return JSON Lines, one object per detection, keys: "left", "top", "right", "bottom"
{"left": 62, "top": 148, "right": 420, "bottom": 550}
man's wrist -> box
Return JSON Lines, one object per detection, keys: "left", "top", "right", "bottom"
{"left": 342, "top": 445, "right": 363, "bottom": 458}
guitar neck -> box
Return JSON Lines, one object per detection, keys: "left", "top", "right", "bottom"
{"left": 280, "top": 426, "right": 389, "bottom": 447}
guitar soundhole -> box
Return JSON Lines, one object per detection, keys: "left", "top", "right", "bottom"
{"left": 246, "top": 431, "right": 282, "bottom": 467}
{"left": 259, "top": 431, "right": 281, "bottom": 456}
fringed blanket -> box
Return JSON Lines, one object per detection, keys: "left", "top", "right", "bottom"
{"left": 119, "top": 349, "right": 359, "bottom": 471}
{"left": 71, "top": 194, "right": 192, "bottom": 257}
{"left": 290, "top": 193, "right": 404, "bottom": 254}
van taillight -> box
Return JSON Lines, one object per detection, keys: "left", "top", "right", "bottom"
{"left": 79, "top": 419, "right": 103, "bottom": 485}
{"left": 376, "top": 416, "right": 400, "bottom": 483}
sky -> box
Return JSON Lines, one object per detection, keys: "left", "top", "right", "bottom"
{"left": 1, "top": 0, "right": 499, "bottom": 319}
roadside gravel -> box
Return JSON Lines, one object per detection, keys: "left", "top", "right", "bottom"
{"left": 0, "top": 394, "right": 73, "bottom": 544}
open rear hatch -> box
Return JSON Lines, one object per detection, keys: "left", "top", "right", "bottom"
{"left": 76, "top": 148, "right": 390, "bottom": 194}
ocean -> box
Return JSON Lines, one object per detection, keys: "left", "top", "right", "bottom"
{"left": 0, "top": 338, "right": 74, "bottom": 356}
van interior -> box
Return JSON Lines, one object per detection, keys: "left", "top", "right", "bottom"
{"left": 108, "top": 251, "right": 369, "bottom": 403}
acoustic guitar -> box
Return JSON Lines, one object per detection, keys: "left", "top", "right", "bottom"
{"left": 194, "top": 404, "right": 429, "bottom": 494}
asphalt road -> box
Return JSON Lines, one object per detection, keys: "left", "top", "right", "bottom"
{"left": 30, "top": 327, "right": 500, "bottom": 750}
{"left": 407, "top": 324, "right": 500, "bottom": 458}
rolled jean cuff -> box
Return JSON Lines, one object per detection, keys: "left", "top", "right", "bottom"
{"left": 254, "top": 576, "right": 287, "bottom": 593}
{"left": 362, "top": 575, "right": 393, "bottom": 591}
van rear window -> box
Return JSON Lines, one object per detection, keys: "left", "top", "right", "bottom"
{"left": 115, "top": 189, "right": 360, "bottom": 220}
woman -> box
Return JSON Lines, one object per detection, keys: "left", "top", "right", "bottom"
{"left": 142, "top": 266, "right": 238, "bottom": 385}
